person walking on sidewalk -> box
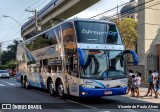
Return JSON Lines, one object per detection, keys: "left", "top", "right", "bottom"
{"left": 144, "top": 70, "right": 156, "bottom": 97}
{"left": 135, "top": 72, "right": 141, "bottom": 97}
{"left": 155, "top": 78, "right": 159, "bottom": 98}
{"left": 131, "top": 74, "right": 137, "bottom": 97}
{"left": 127, "top": 70, "right": 134, "bottom": 95}
{"left": 152, "top": 70, "right": 159, "bottom": 80}
{"left": 149, "top": 70, "right": 159, "bottom": 96}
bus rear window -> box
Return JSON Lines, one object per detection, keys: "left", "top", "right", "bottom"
{"left": 75, "top": 21, "right": 122, "bottom": 44}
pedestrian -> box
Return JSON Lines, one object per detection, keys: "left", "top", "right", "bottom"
{"left": 135, "top": 71, "right": 138, "bottom": 76}
{"left": 152, "top": 70, "right": 159, "bottom": 81}
{"left": 155, "top": 78, "right": 159, "bottom": 98}
{"left": 144, "top": 70, "right": 156, "bottom": 97}
{"left": 127, "top": 70, "right": 134, "bottom": 95}
{"left": 134, "top": 72, "right": 141, "bottom": 97}
{"left": 131, "top": 74, "right": 136, "bottom": 97}
{"left": 149, "top": 70, "right": 159, "bottom": 96}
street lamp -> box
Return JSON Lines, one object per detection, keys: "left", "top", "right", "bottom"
{"left": 3, "top": 15, "right": 21, "bottom": 26}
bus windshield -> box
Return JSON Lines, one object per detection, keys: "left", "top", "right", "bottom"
{"left": 75, "top": 21, "right": 122, "bottom": 44}
{"left": 80, "top": 50, "right": 126, "bottom": 80}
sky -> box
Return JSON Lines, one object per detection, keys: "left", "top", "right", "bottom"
{"left": 0, "top": 0, "right": 130, "bottom": 50}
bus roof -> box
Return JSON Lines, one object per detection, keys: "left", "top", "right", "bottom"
{"left": 65, "top": 18, "right": 115, "bottom": 24}
{"left": 19, "top": 18, "right": 115, "bottom": 46}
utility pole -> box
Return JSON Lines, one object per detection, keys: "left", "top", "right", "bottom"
{"left": 25, "top": 9, "right": 41, "bottom": 33}
{"left": 117, "top": 4, "right": 119, "bottom": 20}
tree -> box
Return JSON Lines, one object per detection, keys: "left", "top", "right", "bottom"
{"left": 114, "top": 18, "right": 138, "bottom": 51}
{"left": 1, "top": 40, "right": 22, "bottom": 65}
{"left": 7, "top": 40, "right": 20, "bottom": 60}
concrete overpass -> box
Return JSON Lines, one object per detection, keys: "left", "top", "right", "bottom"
{"left": 21, "top": 0, "right": 100, "bottom": 40}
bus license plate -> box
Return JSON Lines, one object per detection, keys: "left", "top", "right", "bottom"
{"left": 104, "top": 91, "right": 112, "bottom": 95}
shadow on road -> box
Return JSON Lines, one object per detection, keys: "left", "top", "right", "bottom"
{"left": 27, "top": 86, "right": 150, "bottom": 105}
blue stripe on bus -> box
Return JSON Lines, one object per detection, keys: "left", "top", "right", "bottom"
{"left": 27, "top": 73, "right": 45, "bottom": 88}
{"left": 33, "top": 73, "right": 41, "bottom": 88}
{"left": 79, "top": 86, "right": 127, "bottom": 97}
{"left": 90, "top": 80, "right": 106, "bottom": 88}
{"left": 28, "top": 79, "right": 34, "bottom": 86}
{"left": 38, "top": 73, "right": 45, "bottom": 88}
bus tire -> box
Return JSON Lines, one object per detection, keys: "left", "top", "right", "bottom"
{"left": 23, "top": 76, "right": 30, "bottom": 89}
{"left": 57, "top": 80, "right": 65, "bottom": 98}
{"left": 22, "top": 79, "right": 25, "bottom": 88}
{"left": 21, "top": 76, "right": 24, "bottom": 88}
{"left": 49, "top": 80, "right": 55, "bottom": 96}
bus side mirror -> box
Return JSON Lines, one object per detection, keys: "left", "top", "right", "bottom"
{"left": 123, "top": 50, "right": 138, "bottom": 65}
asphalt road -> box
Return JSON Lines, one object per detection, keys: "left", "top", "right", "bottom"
{"left": 0, "top": 78, "right": 159, "bottom": 112}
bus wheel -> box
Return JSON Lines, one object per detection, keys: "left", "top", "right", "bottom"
{"left": 22, "top": 79, "right": 25, "bottom": 88}
{"left": 49, "top": 80, "right": 55, "bottom": 96}
{"left": 24, "top": 77, "right": 30, "bottom": 89}
{"left": 21, "top": 77, "right": 24, "bottom": 88}
{"left": 58, "top": 80, "right": 65, "bottom": 98}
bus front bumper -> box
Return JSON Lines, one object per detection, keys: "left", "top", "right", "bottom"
{"left": 79, "top": 86, "right": 127, "bottom": 97}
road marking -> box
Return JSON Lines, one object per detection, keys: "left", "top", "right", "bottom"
{"left": 0, "top": 84, "right": 5, "bottom": 86}
{"left": 66, "top": 99, "right": 97, "bottom": 109}
{"left": 17, "top": 84, "right": 21, "bottom": 86}
{"left": 0, "top": 80, "right": 15, "bottom": 85}
{"left": 16, "top": 83, "right": 20, "bottom": 85}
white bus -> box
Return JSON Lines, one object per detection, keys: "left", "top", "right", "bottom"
{"left": 16, "top": 18, "right": 138, "bottom": 98}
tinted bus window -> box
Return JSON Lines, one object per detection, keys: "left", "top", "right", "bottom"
{"left": 61, "top": 22, "right": 76, "bottom": 43}
{"left": 26, "top": 40, "right": 32, "bottom": 51}
{"left": 75, "top": 21, "right": 122, "bottom": 44}
{"left": 26, "top": 30, "right": 58, "bottom": 51}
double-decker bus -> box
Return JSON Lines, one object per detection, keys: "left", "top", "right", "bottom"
{"left": 16, "top": 18, "right": 138, "bottom": 98}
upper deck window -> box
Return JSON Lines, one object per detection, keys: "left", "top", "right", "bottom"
{"left": 75, "top": 21, "right": 122, "bottom": 44}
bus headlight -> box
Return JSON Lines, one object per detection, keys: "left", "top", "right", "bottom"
{"left": 82, "top": 84, "right": 95, "bottom": 88}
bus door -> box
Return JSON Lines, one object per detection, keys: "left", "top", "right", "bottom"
{"left": 68, "top": 55, "right": 79, "bottom": 96}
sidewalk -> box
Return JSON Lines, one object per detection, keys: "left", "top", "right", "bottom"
{"left": 127, "top": 87, "right": 160, "bottom": 103}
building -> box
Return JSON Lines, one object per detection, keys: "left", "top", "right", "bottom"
{"left": 138, "top": 0, "right": 160, "bottom": 73}
{"left": 120, "top": 0, "right": 138, "bottom": 21}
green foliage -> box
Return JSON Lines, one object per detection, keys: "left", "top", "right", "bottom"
{"left": 7, "top": 63, "right": 16, "bottom": 70}
{"left": 114, "top": 18, "right": 138, "bottom": 62}
{"left": 1, "top": 40, "right": 22, "bottom": 65}
{"left": 0, "top": 64, "right": 16, "bottom": 70}
{"left": 6, "top": 60, "right": 16, "bottom": 70}
{"left": 114, "top": 18, "right": 138, "bottom": 51}
{"left": 26, "top": 34, "right": 55, "bottom": 51}
{"left": 7, "top": 60, "right": 16, "bottom": 65}
{"left": 0, "top": 65, "right": 7, "bottom": 70}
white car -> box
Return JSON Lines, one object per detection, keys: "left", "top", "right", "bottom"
{"left": 0, "top": 70, "right": 10, "bottom": 79}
